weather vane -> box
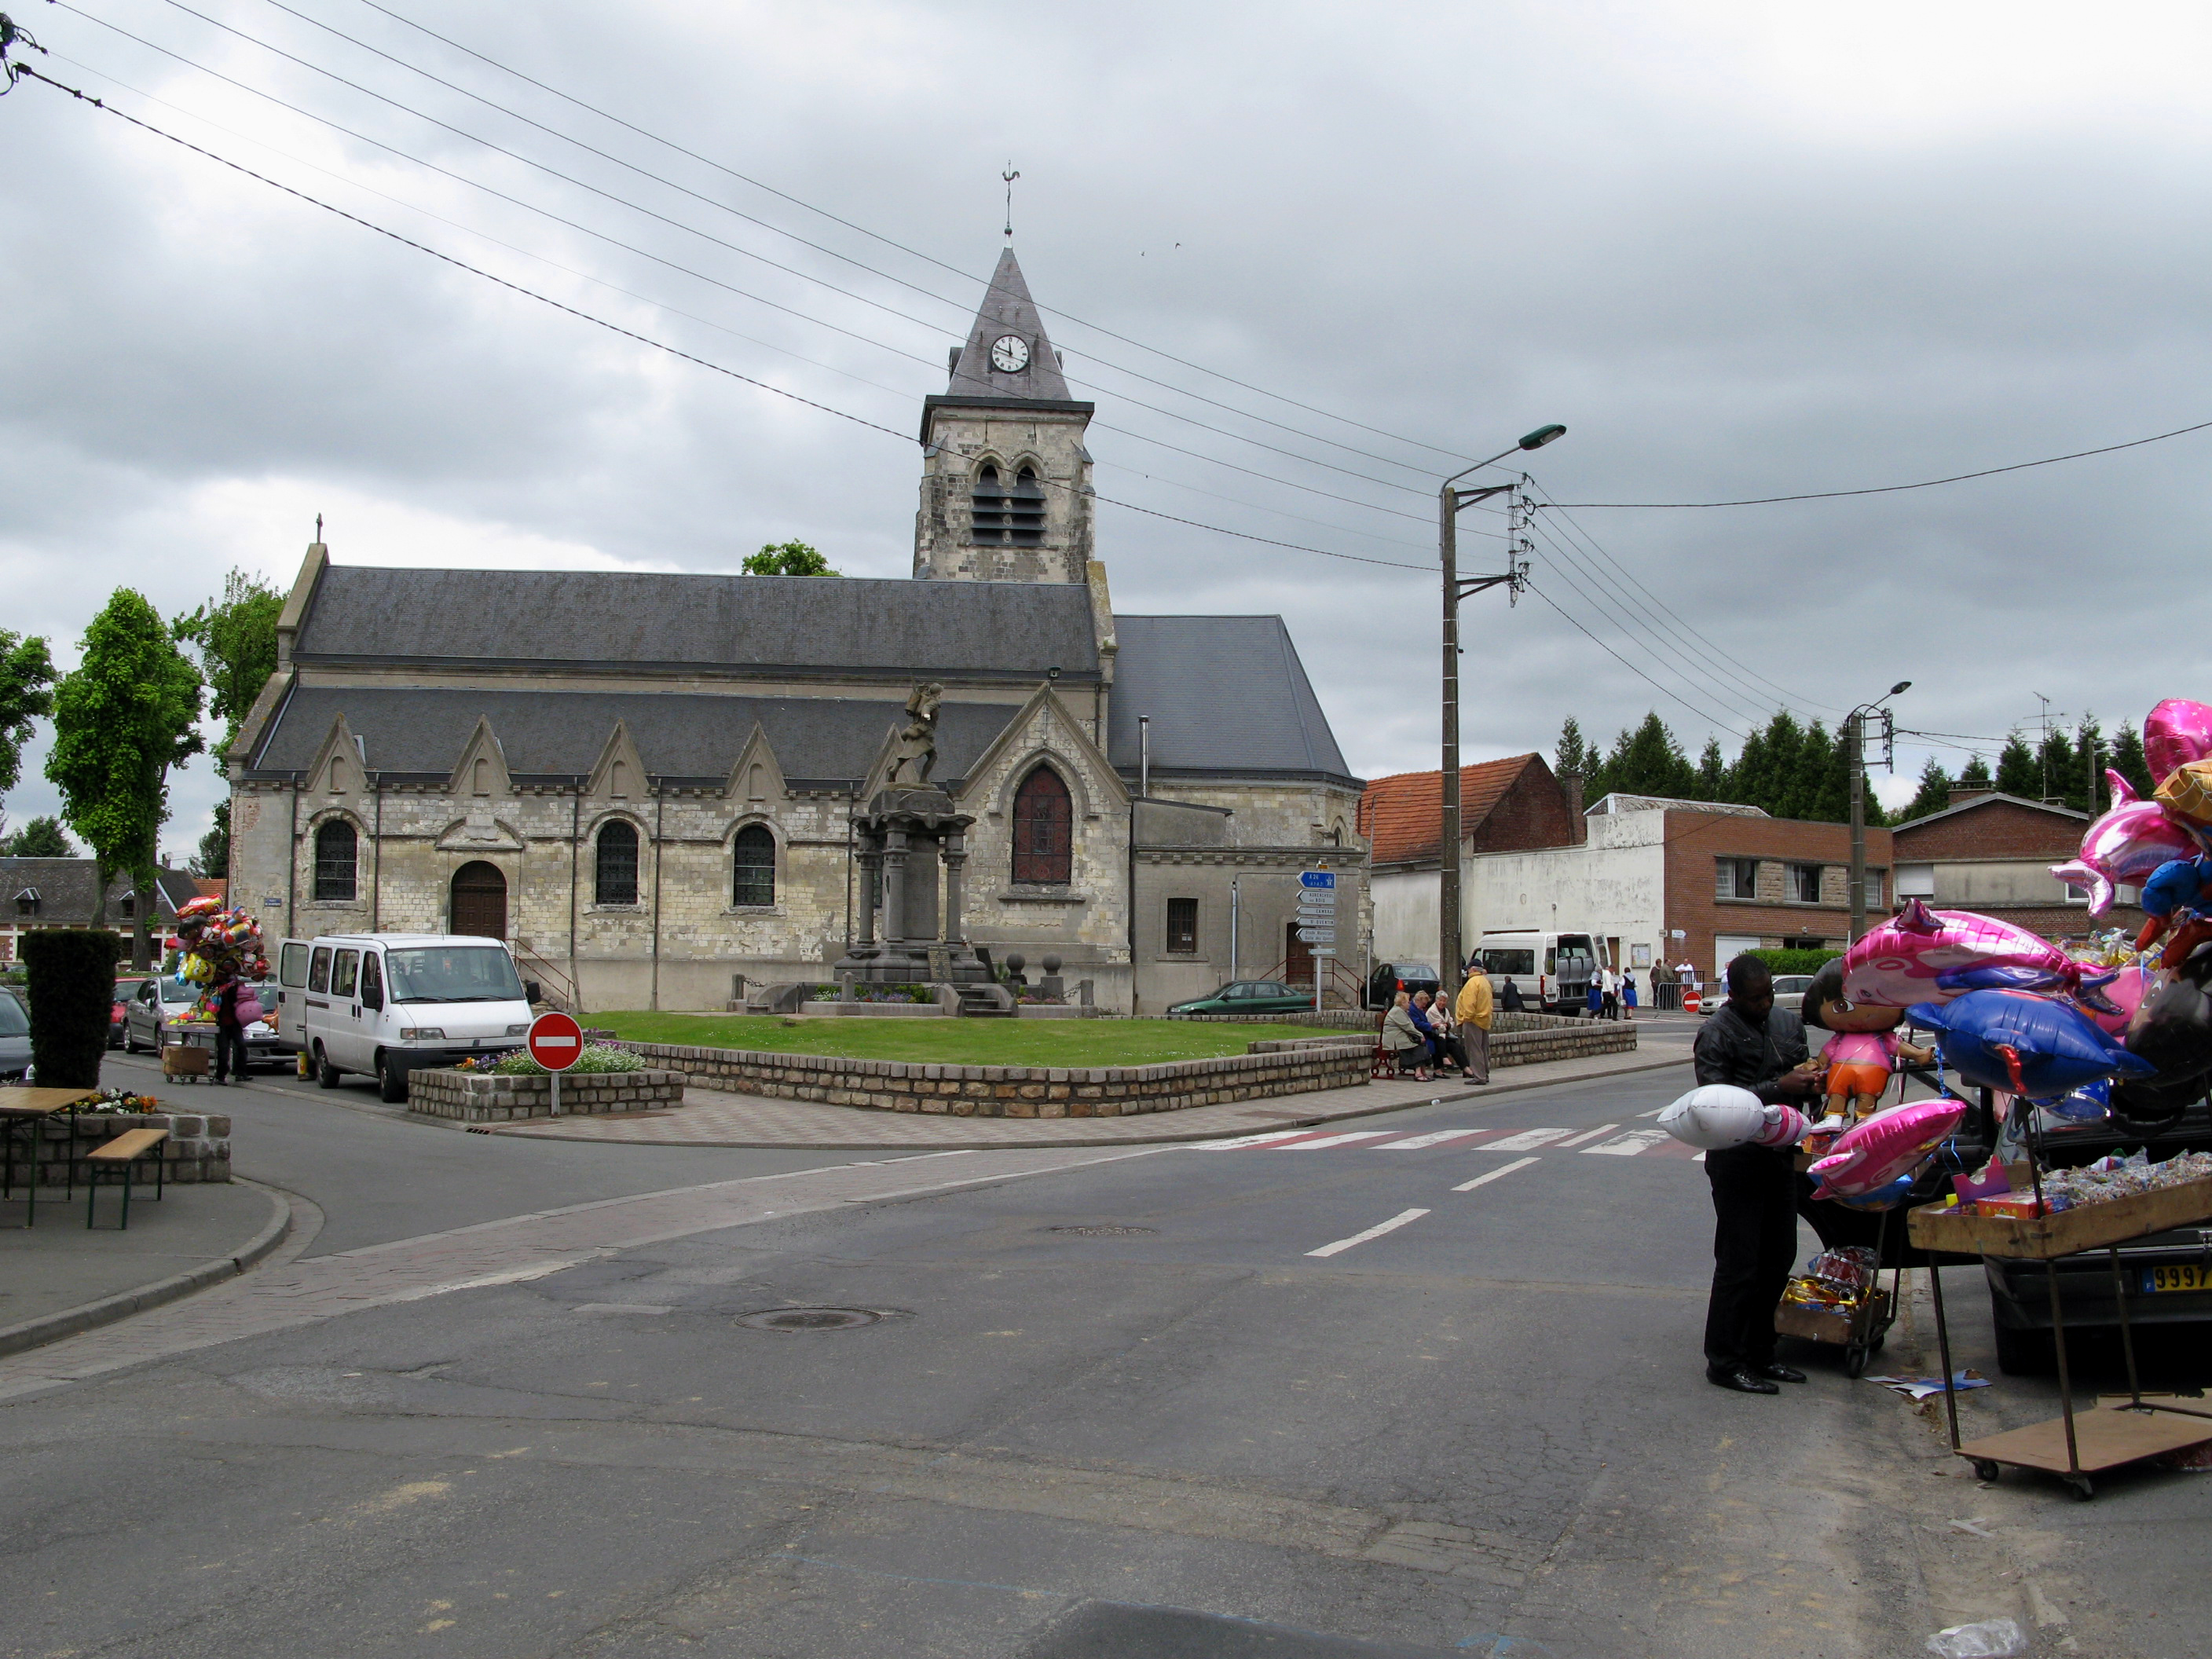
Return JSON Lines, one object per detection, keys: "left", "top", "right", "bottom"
{"left": 1002, "top": 163, "right": 1020, "bottom": 240}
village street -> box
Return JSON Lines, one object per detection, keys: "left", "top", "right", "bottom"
{"left": 1, "top": 1062, "right": 2198, "bottom": 1659}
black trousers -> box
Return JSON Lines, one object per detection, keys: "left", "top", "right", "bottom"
{"left": 1701, "top": 1143, "right": 1800, "bottom": 1372}
{"left": 213, "top": 1026, "right": 250, "bottom": 1082}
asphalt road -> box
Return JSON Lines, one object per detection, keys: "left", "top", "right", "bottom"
{"left": 2, "top": 1062, "right": 2202, "bottom": 1657}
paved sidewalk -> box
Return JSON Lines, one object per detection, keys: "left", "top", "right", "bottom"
{"left": 490, "top": 1038, "right": 1697, "bottom": 1149}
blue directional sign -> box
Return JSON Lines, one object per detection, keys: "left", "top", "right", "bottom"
{"left": 1299, "top": 870, "right": 1336, "bottom": 889}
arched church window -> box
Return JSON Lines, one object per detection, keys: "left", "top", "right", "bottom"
{"left": 971, "top": 463, "right": 1011, "bottom": 544}
{"left": 313, "top": 819, "right": 357, "bottom": 903}
{"left": 732, "top": 825, "right": 776, "bottom": 907}
{"left": 1009, "top": 467, "right": 1046, "bottom": 546}
{"left": 595, "top": 819, "right": 639, "bottom": 906}
{"left": 1011, "top": 767, "right": 1072, "bottom": 885}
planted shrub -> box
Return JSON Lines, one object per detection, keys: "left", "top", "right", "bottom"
{"left": 1746, "top": 947, "right": 1842, "bottom": 977}
{"left": 22, "top": 928, "right": 123, "bottom": 1089}
{"left": 489, "top": 1042, "right": 645, "bottom": 1076}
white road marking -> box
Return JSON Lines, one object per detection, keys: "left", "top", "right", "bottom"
{"left": 1694, "top": 1151, "right": 1707, "bottom": 1163}
{"left": 1556, "top": 1123, "right": 1621, "bottom": 1148}
{"left": 1635, "top": 1108, "right": 1665, "bottom": 1119}
{"left": 1306, "top": 1207, "right": 1431, "bottom": 1258}
{"left": 1375, "top": 1129, "right": 1496, "bottom": 1150}
{"left": 1189, "top": 1130, "right": 1316, "bottom": 1151}
{"left": 1480, "top": 1127, "right": 1575, "bottom": 1152}
{"left": 1452, "top": 1156, "right": 1540, "bottom": 1192}
{"left": 1278, "top": 1130, "right": 1397, "bottom": 1150}
{"left": 1582, "top": 1130, "right": 1673, "bottom": 1157}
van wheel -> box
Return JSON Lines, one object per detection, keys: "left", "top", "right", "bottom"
{"left": 377, "top": 1057, "right": 409, "bottom": 1104}
{"left": 315, "top": 1045, "right": 341, "bottom": 1090}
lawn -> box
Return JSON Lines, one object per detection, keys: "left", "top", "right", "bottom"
{"left": 590, "top": 1013, "right": 1348, "bottom": 1067}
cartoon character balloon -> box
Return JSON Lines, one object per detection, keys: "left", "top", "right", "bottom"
{"left": 1801, "top": 960, "right": 1933, "bottom": 1121}
{"left": 2050, "top": 771, "right": 2199, "bottom": 917}
{"left": 1906, "top": 989, "right": 2156, "bottom": 1103}
{"left": 1807, "top": 1097, "right": 1967, "bottom": 1200}
{"left": 1657, "top": 1085, "right": 1807, "bottom": 1152}
{"left": 1842, "top": 900, "right": 2115, "bottom": 1012}
{"left": 2144, "top": 699, "right": 2212, "bottom": 787}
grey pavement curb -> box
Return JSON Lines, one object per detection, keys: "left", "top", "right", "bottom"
{"left": 0, "top": 1179, "right": 294, "bottom": 1359}
{"left": 488, "top": 1050, "right": 1697, "bottom": 1151}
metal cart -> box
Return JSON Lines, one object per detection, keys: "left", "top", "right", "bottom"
{"left": 1774, "top": 1206, "right": 1903, "bottom": 1377}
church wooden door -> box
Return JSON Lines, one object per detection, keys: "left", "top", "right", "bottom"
{"left": 451, "top": 861, "right": 508, "bottom": 939}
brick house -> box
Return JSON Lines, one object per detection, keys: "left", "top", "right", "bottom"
{"left": 1889, "top": 788, "right": 2116, "bottom": 941}
{"left": 1, "top": 859, "right": 200, "bottom": 964}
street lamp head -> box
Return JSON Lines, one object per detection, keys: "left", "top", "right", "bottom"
{"left": 1518, "top": 424, "right": 1567, "bottom": 451}
{"left": 1888, "top": 680, "right": 1911, "bottom": 698}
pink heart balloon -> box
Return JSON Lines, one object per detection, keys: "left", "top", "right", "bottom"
{"left": 2145, "top": 699, "right": 2212, "bottom": 786}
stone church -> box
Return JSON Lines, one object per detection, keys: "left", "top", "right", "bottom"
{"left": 226, "top": 249, "right": 1367, "bottom": 1013}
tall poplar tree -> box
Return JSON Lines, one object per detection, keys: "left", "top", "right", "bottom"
{"left": 1900, "top": 756, "right": 1953, "bottom": 822}
{"left": 1994, "top": 733, "right": 2040, "bottom": 799}
{"left": 46, "top": 590, "right": 204, "bottom": 969}
{"left": 0, "top": 628, "right": 56, "bottom": 811}
{"left": 175, "top": 569, "right": 283, "bottom": 762}
{"left": 2109, "top": 720, "right": 2153, "bottom": 800}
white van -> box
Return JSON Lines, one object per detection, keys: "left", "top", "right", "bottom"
{"left": 1472, "top": 929, "right": 1599, "bottom": 1016}
{"left": 276, "top": 933, "right": 536, "bottom": 1101}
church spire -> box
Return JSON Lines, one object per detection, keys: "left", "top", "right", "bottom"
{"left": 945, "top": 247, "right": 1073, "bottom": 401}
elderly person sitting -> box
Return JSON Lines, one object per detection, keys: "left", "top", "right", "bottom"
{"left": 1381, "top": 991, "right": 1432, "bottom": 1081}
{"left": 1414, "top": 990, "right": 1473, "bottom": 1077}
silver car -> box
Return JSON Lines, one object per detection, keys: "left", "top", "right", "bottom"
{"left": 122, "top": 976, "right": 202, "bottom": 1053}
{"left": 1771, "top": 974, "right": 1818, "bottom": 1013}
{"left": 0, "top": 987, "right": 30, "bottom": 1080}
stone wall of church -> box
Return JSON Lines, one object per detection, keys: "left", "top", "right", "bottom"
{"left": 914, "top": 408, "right": 1093, "bottom": 584}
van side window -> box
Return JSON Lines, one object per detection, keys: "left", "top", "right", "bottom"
{"left": 1544, "top": 949, "right": 1557, "bottom": 976}
{"left": 309, "top": 947, "right": 331, "bottom": 994}
{"left": 359, "top": 953, "right": 384, "bottom": 1011}
{"left": 280, "top": 942, "right": 310, "bottom": 987}
{"left": 333, "top": 949, "right": 360, "bottom": 1000}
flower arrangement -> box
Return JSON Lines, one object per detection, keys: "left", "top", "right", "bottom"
{"left": 83, "top": 1088, "right": 160, "bottom": 1115}
{"left": 484, "top": 1043, "right": 646, "bottom": 1076}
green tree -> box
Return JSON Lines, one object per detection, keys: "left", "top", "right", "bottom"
{"left": 1899, "top": 756, "right": 1953, "bottom": 822}
{"left": 1994, "top": 732, "right": 2039, "bottom": 798}
{"left": 175, "top": 568, "right": 284, "bottom": 761}
{"left": 1, "top": 815, "right": 75, "bottom": 858}
{"left": 742, "top": 540, "right": 838, "bottom": 577}
{"left": 191, "top": 798, "right": 230, "bottom": 881}
{"left": 1591, "top": 712, "right": 1697, "bottom": 800}
{"left": 1555, "top": 716, "right": 1591, "bottom": 782}
{"left": 1730, "top": 712, "right": 1807, "bottom": 819}
{"left": 1694, "top": 738, "right": 1728, "bottom": 801}
{"left": 46, "top": 590, "right": 204, "bottom": 969}
{"left": 1958, "top": 753, "right": 1993, "bottom": 789}
{"left": 0, "top": 628, "right": 57, "bottom": 803}
{"left": 2109, "top": 720, "right": 2153, "bottom": 801}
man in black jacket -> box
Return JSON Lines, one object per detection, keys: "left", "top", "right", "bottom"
{"left": 1693, "top": 954, "right": 1822, "bottom": 1394}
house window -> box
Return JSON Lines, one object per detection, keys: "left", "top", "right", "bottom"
{"left": 1011, "top": 767, "right": 1073, "bottom": 885}
{"left": 1863, "top": 870, "right": 1886, "bottom": 910}
{"left": 313, "top": 819, "right": 357, "bottom": 902}
{"left": 972, "top": 464, "right": 1010, "bottom": 543}
{"left": 1896, "top": 862, "right": 1935, "bottom": 899}
{"left": 1009, "top": 466, "right": 1046, "bottom": 545}
{"left": 595, "top": 820, "right": 639, "bottom": 906}
{"left": 119, "top": 892, "right": 135, "bottom": 920}
{"left": 732, "top": 824, "right": 776, "bottom": 907}
{"left": 1166, "top": 897, "right": 1198, "bottom": 954}
{"left": 1716, "top": 858, "right": 1759, "bottom": 900}
{"left": 1789, "top": 862, "right": 1822, "bottom": 904}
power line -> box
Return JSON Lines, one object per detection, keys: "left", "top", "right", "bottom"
{"left": 1523, "top": 580, "right": 1749, "bottom": 743}
{"left": 1545, "top": 419, "right": 2212, "bottom": 507}
{"left": 11, "top": 64, "right": 1434, "bottom": 577}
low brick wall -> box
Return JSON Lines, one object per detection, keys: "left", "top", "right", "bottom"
{"left": 1258, "top": 1018, "right": 1637, "bottom": 1068}
{"left": 408, "top": 1068, "right": 688, "bottom": 1124}
{"left": 7, "top": 1111, "right": 231, "bottom": 1184}
{"left": 607, "top": 1038, "right": 1372, "bottom": 1118}
{"left": 1163, "top": 1009, "right": 1375, "bottom": 1028}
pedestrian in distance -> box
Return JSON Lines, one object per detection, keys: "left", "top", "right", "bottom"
{"left": 1691, "top": 954, "right": 1823, "bottom": 1395}
{"left": 1601, "top": 966, "right": 1621, "bottom": 1022}
{"left": 1621, "top": 971, "right": 1638, "bottom": 1020}
{"left": 211, "top": 973, "right": 248, "bottom": 1086}
{"left": 1381, "top": 991, "right": 1431, "bottom": 1082}
{"left": 1500, "top": 976, "right": 1525, "bottom": 1013}
{"left": 1454, "top": 958, "right": 1492, "bottom": 1084}
{"left": 1586, "top": 976, "right": 1602, "bottom": 1020}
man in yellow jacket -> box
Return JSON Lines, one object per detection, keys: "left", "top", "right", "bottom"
{"left": 1453, "top": 962, "right": 1493, "bottom": 1085}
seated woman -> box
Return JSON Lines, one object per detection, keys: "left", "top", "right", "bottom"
{"left": 1413, "top": 991, "right": 1473, "bottom": 1077}
{"left": 1381, "top": 991, "right": 1432, "bottom": 1082}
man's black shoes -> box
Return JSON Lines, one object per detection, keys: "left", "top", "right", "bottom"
{"left": 1756, "top": 1363, "right": 1807, "bottom": 1384}
{"left": 1706, "top": 1367, "right": 1780, "bottom": 1394}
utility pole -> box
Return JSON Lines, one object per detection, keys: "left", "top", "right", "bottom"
{"left": 1437, "top": 425, "right": 1562, "bottom": 998}
{"left": 1848, "top": 682, "right": 1912, "bottom": 946}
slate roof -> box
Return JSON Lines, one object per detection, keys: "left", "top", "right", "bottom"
{"left": 291, "top": 568, "right": 1103, "bottom": 682}
{"left": 1106, "top": 615, "right": 1356, "bottom": 788}
{"left": 944, "top": 247, "right": 1075, "bottom": 401}
{"left": 1357, "top": 756, "right": 1547, "bottom": 866}
{"left": 1890, "top": 789, "right": 2088, "bottom": 833}
{"left": 2, "top": 860, "right": 200, "bottom": 927}
{"left": 245, "top": 689, "right": 1027, "bottom": 787}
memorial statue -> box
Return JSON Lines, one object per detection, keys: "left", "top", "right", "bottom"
{"left": 886, "top": 682, "right": 943, "bottom": 788}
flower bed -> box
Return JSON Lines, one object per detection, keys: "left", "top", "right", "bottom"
{"left": 407, "top": 1065, "right": 687, "bottom": 1123}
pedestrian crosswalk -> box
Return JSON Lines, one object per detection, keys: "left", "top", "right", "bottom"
{"left": 1192, "top": 1125, "right": 1701, "bottom": 1159}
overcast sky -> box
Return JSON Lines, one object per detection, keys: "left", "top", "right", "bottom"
{"left": 5, "top": 0, "right": 2209, "bottom": 858}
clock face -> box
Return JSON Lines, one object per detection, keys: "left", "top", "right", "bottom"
{"left": 990, "top": 334, "right": 1031, "bottom": 372}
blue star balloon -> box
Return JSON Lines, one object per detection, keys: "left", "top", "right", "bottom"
{"left": 1906, "top": 989, "right": 2156, "bottom": 1104}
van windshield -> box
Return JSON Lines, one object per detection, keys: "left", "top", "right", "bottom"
{"left": 385, "top": 946, "right": 525, "bottom": 1005}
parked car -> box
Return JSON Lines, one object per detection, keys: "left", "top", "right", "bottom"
{"left": 1363, "top": 961, "right": 1440, "bottom": 1010}
{"left": 279, "top": 932, "right": 535, "bottom": 1101}
{"left": 1771, "top": 974, "right": 1817, "bottom": 1014}
{"left": 111, "top": 975, "right": 150, "bottom": 1048}
{"left": 1167, "top": 980, "right": 1317, "bottom": 1016}
{"left": 120, "top": 975, "right": 200, "bottom": 1053}
{"left": 0, "top": 987, "right": 31, "bottom": 1080}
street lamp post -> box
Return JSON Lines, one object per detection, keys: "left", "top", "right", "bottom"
{"left": 1847, "top": 680, "right": 1912, "bottom": 946}
{"left": 1439, "top": 424, "right": 1565, "bottom": 998}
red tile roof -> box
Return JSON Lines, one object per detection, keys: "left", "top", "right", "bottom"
{"left": 1359, "top": 754, "right": 1545, "bottom": 866}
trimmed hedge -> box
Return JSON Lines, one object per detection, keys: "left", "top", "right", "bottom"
{"left": 22, "top": 928, "right": 123, "bottom": 1088}
{"left": 1747, "top": 947, "right": 1841, "bottom": 976}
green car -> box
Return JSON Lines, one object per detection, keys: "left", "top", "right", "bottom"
{"left": 1166, "top": 980, "right": 1316, "bottom": 1016}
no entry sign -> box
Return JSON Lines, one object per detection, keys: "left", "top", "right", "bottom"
{"left": 528, "top": 1011, "right": 584, "bottom": 1072}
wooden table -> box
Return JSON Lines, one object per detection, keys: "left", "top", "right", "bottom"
{"left": 0, "top": 1087, "right": 101, "bottom": 1226}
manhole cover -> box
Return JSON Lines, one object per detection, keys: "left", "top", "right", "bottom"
{"left": 1046, "top": 1225, "right": 1158, "bottom": 1237}
{"left": 734, "top": 1307, "right": 884, "bottom": 1333}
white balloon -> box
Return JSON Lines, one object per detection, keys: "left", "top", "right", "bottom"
{"left": 1658, "top": 1084, "right": 1771, "bottom": 1150}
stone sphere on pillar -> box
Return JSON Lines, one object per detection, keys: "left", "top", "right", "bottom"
{"left": 1042, "top": 954, "right": 1062, "bottom": 975}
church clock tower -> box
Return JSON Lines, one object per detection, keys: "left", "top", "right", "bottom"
{"left": 914, "top": 248, "right": 1096, "bottom": 583}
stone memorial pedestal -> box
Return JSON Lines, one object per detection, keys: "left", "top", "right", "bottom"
{"left": 832, "top": 787, "right": 994, "bottom": 987}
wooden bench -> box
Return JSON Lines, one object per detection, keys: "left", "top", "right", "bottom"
{"left": 84, "top": 1127, "right": 167, "bottom": 1229}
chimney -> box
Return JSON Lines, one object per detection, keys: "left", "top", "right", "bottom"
{"left": 1563, "top": 771, "right": 1587, "bottom": 844}
{"left": 1948, "top": 784, "right": 1995, "bottom": 808}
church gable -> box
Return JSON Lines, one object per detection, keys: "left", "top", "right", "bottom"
{"left": 723, "top": 724, "right": 788, "bottom": 807}
{"left": 448, "top": 717, "right": 513, "bottom": 800}
{"left": 304, "top": 714, "right": 364, "bottom": 799}
{"left": 959, "top": 682, "right": 1128, "bottom": 825}
{"left": 584, "top": 723, "right": 648, "bottom": 804}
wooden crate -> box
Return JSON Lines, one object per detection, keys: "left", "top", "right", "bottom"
{"left": 1774, "top": 1287, "right": 1889, "bottom": 1346}
{"left": 1907, "top": 1174, "right": 2212, "bottom": 1261}
{"left": 160, "top": 1044, "right": 210, "bottom": 1080}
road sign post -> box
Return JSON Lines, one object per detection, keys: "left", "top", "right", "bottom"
{"left": 528, "top": 1010, "right": 584, "bottom": 1116}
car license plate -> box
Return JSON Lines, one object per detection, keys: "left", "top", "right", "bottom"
{"left": 2140, "top": 1264, "right": 2211, "bottom": 1294}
